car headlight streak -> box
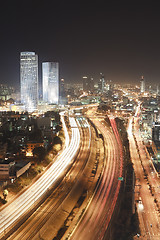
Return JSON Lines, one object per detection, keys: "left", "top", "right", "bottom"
{"left": 0, "top": 117, "right": 80, "bottom": 234}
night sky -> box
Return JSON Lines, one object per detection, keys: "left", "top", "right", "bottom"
{"left": 1, "top": 0, "right": 160, "bottom": 88}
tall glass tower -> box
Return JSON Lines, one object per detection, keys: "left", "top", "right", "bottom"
{"left": 42, "top": 62, "right": 59, "bottom": 104}
{"left": 20, "top": 52, "right": 38, "bottom": 112}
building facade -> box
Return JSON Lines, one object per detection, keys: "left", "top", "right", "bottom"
{"left": 98, "top": 73, "right": 105, "bottom": 93}
{"left": 0, "top": 159, "right": 15, "bottom": 180}
{"left": 42, "top": 62, "right": 59, "bottom": 104}
{"left": 83, "top": 76, "right": 94, "bottom": 93}
{"left": 152, "top": 122, "right": 160, "bottom": 142}
{"left": 59, "top": 78, "right": 67, "bottom": 104}
{"left": 140, "top": 75, "right": 145, "bottom": 93}
{"left": 152, "top": 122, "right": 160, "bottom": 160}
{"left": 20, "top": 52, "right": 38, "bottom": 112}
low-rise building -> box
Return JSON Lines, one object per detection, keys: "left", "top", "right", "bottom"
{"left": 26, "top": 141, "right": 44, "bottom": 157}
{"left": 0, "top": 159, "right": 15, "bottom": 180}
{"left": 15, "top": 161, "right": 31, "bottom": 178}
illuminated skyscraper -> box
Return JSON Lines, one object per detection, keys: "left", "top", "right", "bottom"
{"left": 83, "top": 76, "right": 88, "bottom": 92}
{"left": 42, "top": 62, "right": 59, "bottom": 104}
{"left": 98, "top": 73, "right": 105, "bottom": 93}
{"left": 60, "top": 78, "right": 65, "bottom": 98}
{"left": 59, "top": 78, "right": 67, "bottom": 105}
{"left": 140, "top": 75, "right": 145, "bottom": 93}
{"left": 20, "top": 52, "right": 38, "bottom": 112}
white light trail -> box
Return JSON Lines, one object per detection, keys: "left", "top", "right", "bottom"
{"left": 0, "top": 117, "right": 80, "bottom": 235}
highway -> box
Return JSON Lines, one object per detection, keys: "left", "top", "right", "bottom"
{"left": 0, "top": 116, "right": 80, "bottom": 239}
{"left": 7, "top": 116, "right": 93, "bottom": 239}
{"left": 0, "top": 114, "right": 124, "bottom": 240}
{"left": 70, "top": 116, "right": 123, "bottom": 240}
{"left": 128, "top": 116, "right": 160, "bottom": 239}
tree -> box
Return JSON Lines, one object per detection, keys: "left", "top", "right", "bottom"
{"left": 53, "top": 136, "right": 62, "bottom": 145}
{"left": 55, "top": 124, "right": 62, "bottom": 133}
{"left": 33, "top": 146, "right": 46, "bottom": 161}
{"left": 3, "top": 189, "right": 8, "bottom": 200}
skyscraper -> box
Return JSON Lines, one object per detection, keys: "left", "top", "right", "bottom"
{"left": 140, "top": 75, "right": 145, "bottom": 93}
{"left": 152, "top": 122, "right": 160, "bottom": 143}
{"left": 98, "top": 73, "right": 105, "bottom": 93}
{"left": 60, "top": 78, "right": 65, "bottom": 98}
{"left": 83, "top": 76, "right": 88, "bottom": 92}
{"left": 42, "top": 62, "right": 59, "bottom": 104}
{"left": 82, "top": 76, "right": 94, "bottom": 93}
{"left": 157, "top": 84, "right": 159, "bottom": 95}
{"left": 20, "top": 52, "right": 38, "bottom": 112}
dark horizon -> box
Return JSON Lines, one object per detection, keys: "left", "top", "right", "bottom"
{"left": 1, "top": 1, "right": 160, "bottom": 87}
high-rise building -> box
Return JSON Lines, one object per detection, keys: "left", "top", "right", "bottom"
{"left": 106, "top": 79, "right": 112, "bottom": 91}
{"left": 152, "top": 122, "right": 160, "bottom": 159}
{"left": 152, "top": 122, "right": 160, "bottom": 143}
{"left": 140, "top": 75, "right": 145, "bottom": 93}
{"left": 83, "top": 76, "right": 88, "bottom": 92}
{"left": 20, "top": 52, "right": 38, "bottom": 112}
{"left": 90, "top": 77, "right": 94, "bottom": 92}
{"left": 83, "top": 76, "right": 94, "bottom": 93}
{"left": 42, "top": 62, "right": 59, "bottom": 104}
{"left": 59, "top": 78, "right": 67, "bottom": 105}
{"left": 60, "top": 78, "right": 65, "bottom": 98}
{"left": 157, "top": 84, "right": 159, "bottom": 95}
{"left": 98, "top": 73, "right": 105, "bottom": 93}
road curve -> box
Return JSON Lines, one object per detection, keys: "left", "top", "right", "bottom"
{"left": 0, "top": 116, "right": 80, "bottom": 239}
{"left": 70, "top": 117, "right": 123, "bottom": 240}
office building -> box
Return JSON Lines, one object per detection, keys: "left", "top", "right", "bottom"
{"left": 20, "top": 52, "right": 38, "bottom": 112}
{"left": 98, "top": 73, "right": 105, "bottom": 93}
{"left": 152, "top": 122, "right": 160, "bottom": 160}
{"left": 157, "top": 84, "right": 159, "bottom": 95}
{"left": 60, "top": 78, "right": 65, "bottom": 98}
{"left": 59, "top": 78, "right": 67, "bottom": 105}
{"left": 152, "top": 122, "right": 160, "bottom": 143}
{"left": 83, "top": 76, "right": 94, "bottom": 93}
{"left": 83, "top": 76, "right": 88, "bottom": 92}
{"left": 42, "top": 62, "right": 59, "bottom": 104}
{"left": 140, "top": 75, "right": 145, "bottom": 93}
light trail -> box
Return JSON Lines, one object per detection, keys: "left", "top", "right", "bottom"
{"left": 0, "top": 117, "right": 80, "bottom": 237}
{"left": 98, "top": 117, "right": 123, "bottom": 240}
{"left": 128, "top": 106, "right": 160, "bottom": 239}
{"left": 71, "top": 117, "right": 123, "bottom": 240}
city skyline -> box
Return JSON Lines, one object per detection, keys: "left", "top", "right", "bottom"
{"left": 1, "top": 1, "right": 160, "bottom": 87}
{"left": 1, "top": 1, "right": 160, "bottom": 237}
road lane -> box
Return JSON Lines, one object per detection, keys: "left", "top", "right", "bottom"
{"left": 128, "top": 117, "right": 160, "bottom": 239}
{"left": 70, "top": 117, "right": 123, "bottom": 240}
{"left": 0, "top": 117, "right": 80, "bottom": 239}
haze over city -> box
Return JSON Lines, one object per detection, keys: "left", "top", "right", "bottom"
{"left": 1, "top": 0, "right": 160, "bottom": 86}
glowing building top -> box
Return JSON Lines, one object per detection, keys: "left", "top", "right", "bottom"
{"left": 21, "top": 52, "right": 35, "bottom": 56}
{"left": 20, "top": 52, "right": 38, "bottom": 112}
{"left": 42, "top": 62, "right": 59, "bottom": 104}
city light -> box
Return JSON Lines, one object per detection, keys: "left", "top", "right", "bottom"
{"left": 1, "top": 2, "right": 160, "bottom": 238}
